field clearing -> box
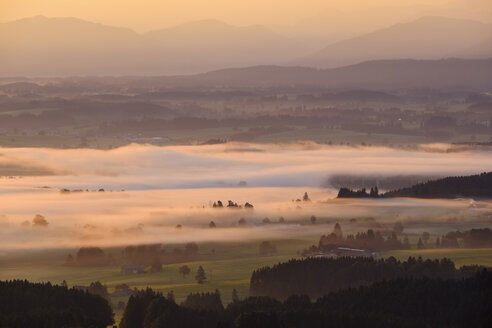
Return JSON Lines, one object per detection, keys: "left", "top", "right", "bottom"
{"left": 0, "top": 239, "right": 315, "bottom": 304}
{"left": 385, "top": 248, "right": 492, "bottom": 267}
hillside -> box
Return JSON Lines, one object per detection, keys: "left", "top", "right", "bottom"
{"left": 383, "top": 172, "right": 492, "bottom": 198}
{"left": 294, "top": 16, "right": 492, "bottom": 68}
{"left": 0, "top": 16, "right": 302, "bottom": 76}
{"left": 338, "top": 172, "right": 492, "bottom": 199}
{"left": 159, "top": 58, "right": 492, "bottom": 90}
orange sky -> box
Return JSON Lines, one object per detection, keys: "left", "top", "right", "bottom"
{"left": 1, "top": 0, "right": 488, "bottom": 32}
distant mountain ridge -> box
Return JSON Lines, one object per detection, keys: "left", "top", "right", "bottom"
{"left": 294, "top": 16, "right": 492, "bottom": 68}
{"left": 1, "top": 15, "right": 491, "bottom": 76}
{"left": 160, "top": 58, "right": 492, "bottom": 90}
{"left": 0, "top": 16, "right": 302, "bottom": 76}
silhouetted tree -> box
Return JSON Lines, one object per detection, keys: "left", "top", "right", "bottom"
{"left": 244, "top": 202, "right": 254, "bottom": 208}
{"left": 185, "top": 242, "right": 199, "bottom": 256}
{"left": 166, "top": 290, "right": 175, "bottom": 303}
{"left": 332, "top": 222, "right": 343, "bottom": 237}
{"left": 259, "top": 241, "right": 277, "bottom": 256}
{"left": 179, "top": 265, "right": 191, "bottom": 278}
{"left": 422, "top": 232, "right": 430, "bottom": 243}
{"left": 150, "top": 257, "right": 162, "bottom": 273}
{"left": 393, "top": 221, "right": 404, "bottom": 235}
{"left": 195, "top": 266, "right": 207, "bottom": 284}
{"left": 32, "top": 214, "right": 48, "bottom": 227}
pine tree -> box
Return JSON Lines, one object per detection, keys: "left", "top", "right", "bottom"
{"left": 417, "top": 238, "right": 425, "bottom": 249}
{"left": 195, "top": 265, "right": 207, "bottom": 284}
{"left": 403, "top": 236, "right": 411, "bottom": 249}
{"left": 166, "top": 290, "right": 175, "bottom": 303}
{"left": 332, "top": 222, "right": 343, "bottom": 237}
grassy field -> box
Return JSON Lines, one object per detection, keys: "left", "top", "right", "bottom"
{"left": 1, "top": 238, "right": 491, "bottom": 325}
{"left": 385, "top": 248, "right": 492, "bottom": 267}
{"left": 0, "top": 238, "right": 315, "bottom": 322}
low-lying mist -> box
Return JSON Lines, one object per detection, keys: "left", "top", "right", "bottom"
{"left": 0, "top": 142, "right": 491, "bottom": 251}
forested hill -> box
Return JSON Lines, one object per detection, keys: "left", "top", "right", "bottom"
{"left": 0, "top": 280, "right": 114, "bottom": 327}
{"left": 337, "top": 172, "right": 492, "bottom": 199}
{"left": 383, "top": 172, "right": 492, "bottom": 198}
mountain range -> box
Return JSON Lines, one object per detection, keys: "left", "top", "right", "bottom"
{"left": 294, "top": 16, "right": 492, "bottom": 68}
{"left": 1, "top": 15, "right": 491, "bottom": 76}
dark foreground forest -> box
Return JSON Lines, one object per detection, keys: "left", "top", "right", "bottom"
{"left": 2, "top": 258, "right": 491, "bottom": 328}
{"left": 120, "top": 269, "right": 492, "bottom": 328}
{"left": 0, "top": 280, "right": 114, "bottom": 327}
{"left": 250, "top": 257, "right": 477, "bottom": 299}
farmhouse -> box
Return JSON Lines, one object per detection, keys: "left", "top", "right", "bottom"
{"left": 318, "top": 244, "right": 379, "bottom": 258}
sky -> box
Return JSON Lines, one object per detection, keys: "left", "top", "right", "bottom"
{"left": 1, "top": 0, "right": 489, "bottom": 32}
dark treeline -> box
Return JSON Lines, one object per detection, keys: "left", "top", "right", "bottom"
{"left": 439, "top": 228, "right": 492, "bottom": 248}
{"left": 316, "top": 228, "right": 406, "bottom": 252}
{"left": 337, "top": 187, "right": 380, "bottom": 198}
{"left": 326, "top": 174, "right": 439, "bottom": 191}
{"left": 337, "top": 172, "right": 492, "bottom": 199}
{"left": 249, "top": 257, "right": 479, "bottom": 299}
{"left": 119, "top": 270, "right": 492, "bottom": 328}
{"left": 122, "top": 242, "right": 199, "bottom": 266}
{"left": 0, "top": 280, "right": 114, "bottom": 328}
{"left": 69, "top": 242, "right": 200, "bottom": 267}
{"left": 384, "top": 172, "right": 492, "bottom": 198}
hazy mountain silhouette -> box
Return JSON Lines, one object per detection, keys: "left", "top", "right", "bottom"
{"left": 294, "top": 16, "right": 492, "bottom": 68}
{"left": 0, "top": 16, "right": 301, "bottom": 76}
{"left": 0, "top": 16, "right": 145, "bottom": 76}
{"left": 158, "top": 58, "right": 492, "bottom": 90}
{"left": 143, "top": 19, "right": 302, "bottom": 73}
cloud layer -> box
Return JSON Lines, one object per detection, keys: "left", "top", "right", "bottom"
{"left": 0, "top": 142, "right": 491, "bottom": 250}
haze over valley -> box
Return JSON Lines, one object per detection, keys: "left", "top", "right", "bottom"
{"left": 1, "top": 1, "right": 492, "bottom": 327}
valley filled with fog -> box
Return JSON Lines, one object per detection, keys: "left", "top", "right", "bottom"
{"left": 0, "top": 142, "right": 491, "bottom": 251}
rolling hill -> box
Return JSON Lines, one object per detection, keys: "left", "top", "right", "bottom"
{"left": 0, "top": 16, "right": 302, "bottom": 76}
{"left": 294, "top": 16, "right": 492, "bottom": 68}
{"left": 155, "top": 58, "right": 492, "bottom": 90}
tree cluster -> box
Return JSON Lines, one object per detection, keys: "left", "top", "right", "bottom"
{"left": 0, "top": 280, "right": 114, "bottom": 328}
{"left": 122, "top": 242, "right": 199, "bottom": 266}
{"left": 337, "top": 187, "right": 380, "bottom": 198}
{"left": 249, "top": 256, "right": 470, "bottom": 299}
{"left": 314, "top": 224, "right": 406, "bottom": 252}
{"left": 383, "top": 171, "right": 492, "bottom": 198}
{"left": 438, "top": 228, "right": 492, "bottom": 248}
{"left": 259, "top": 241, "right": 278, "bottom": 256}
{"left": 212, "top": 200, "right": 254, "bottom": 209}
{"left": 337, "top": 172, "right": 492, "bottom": 199}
